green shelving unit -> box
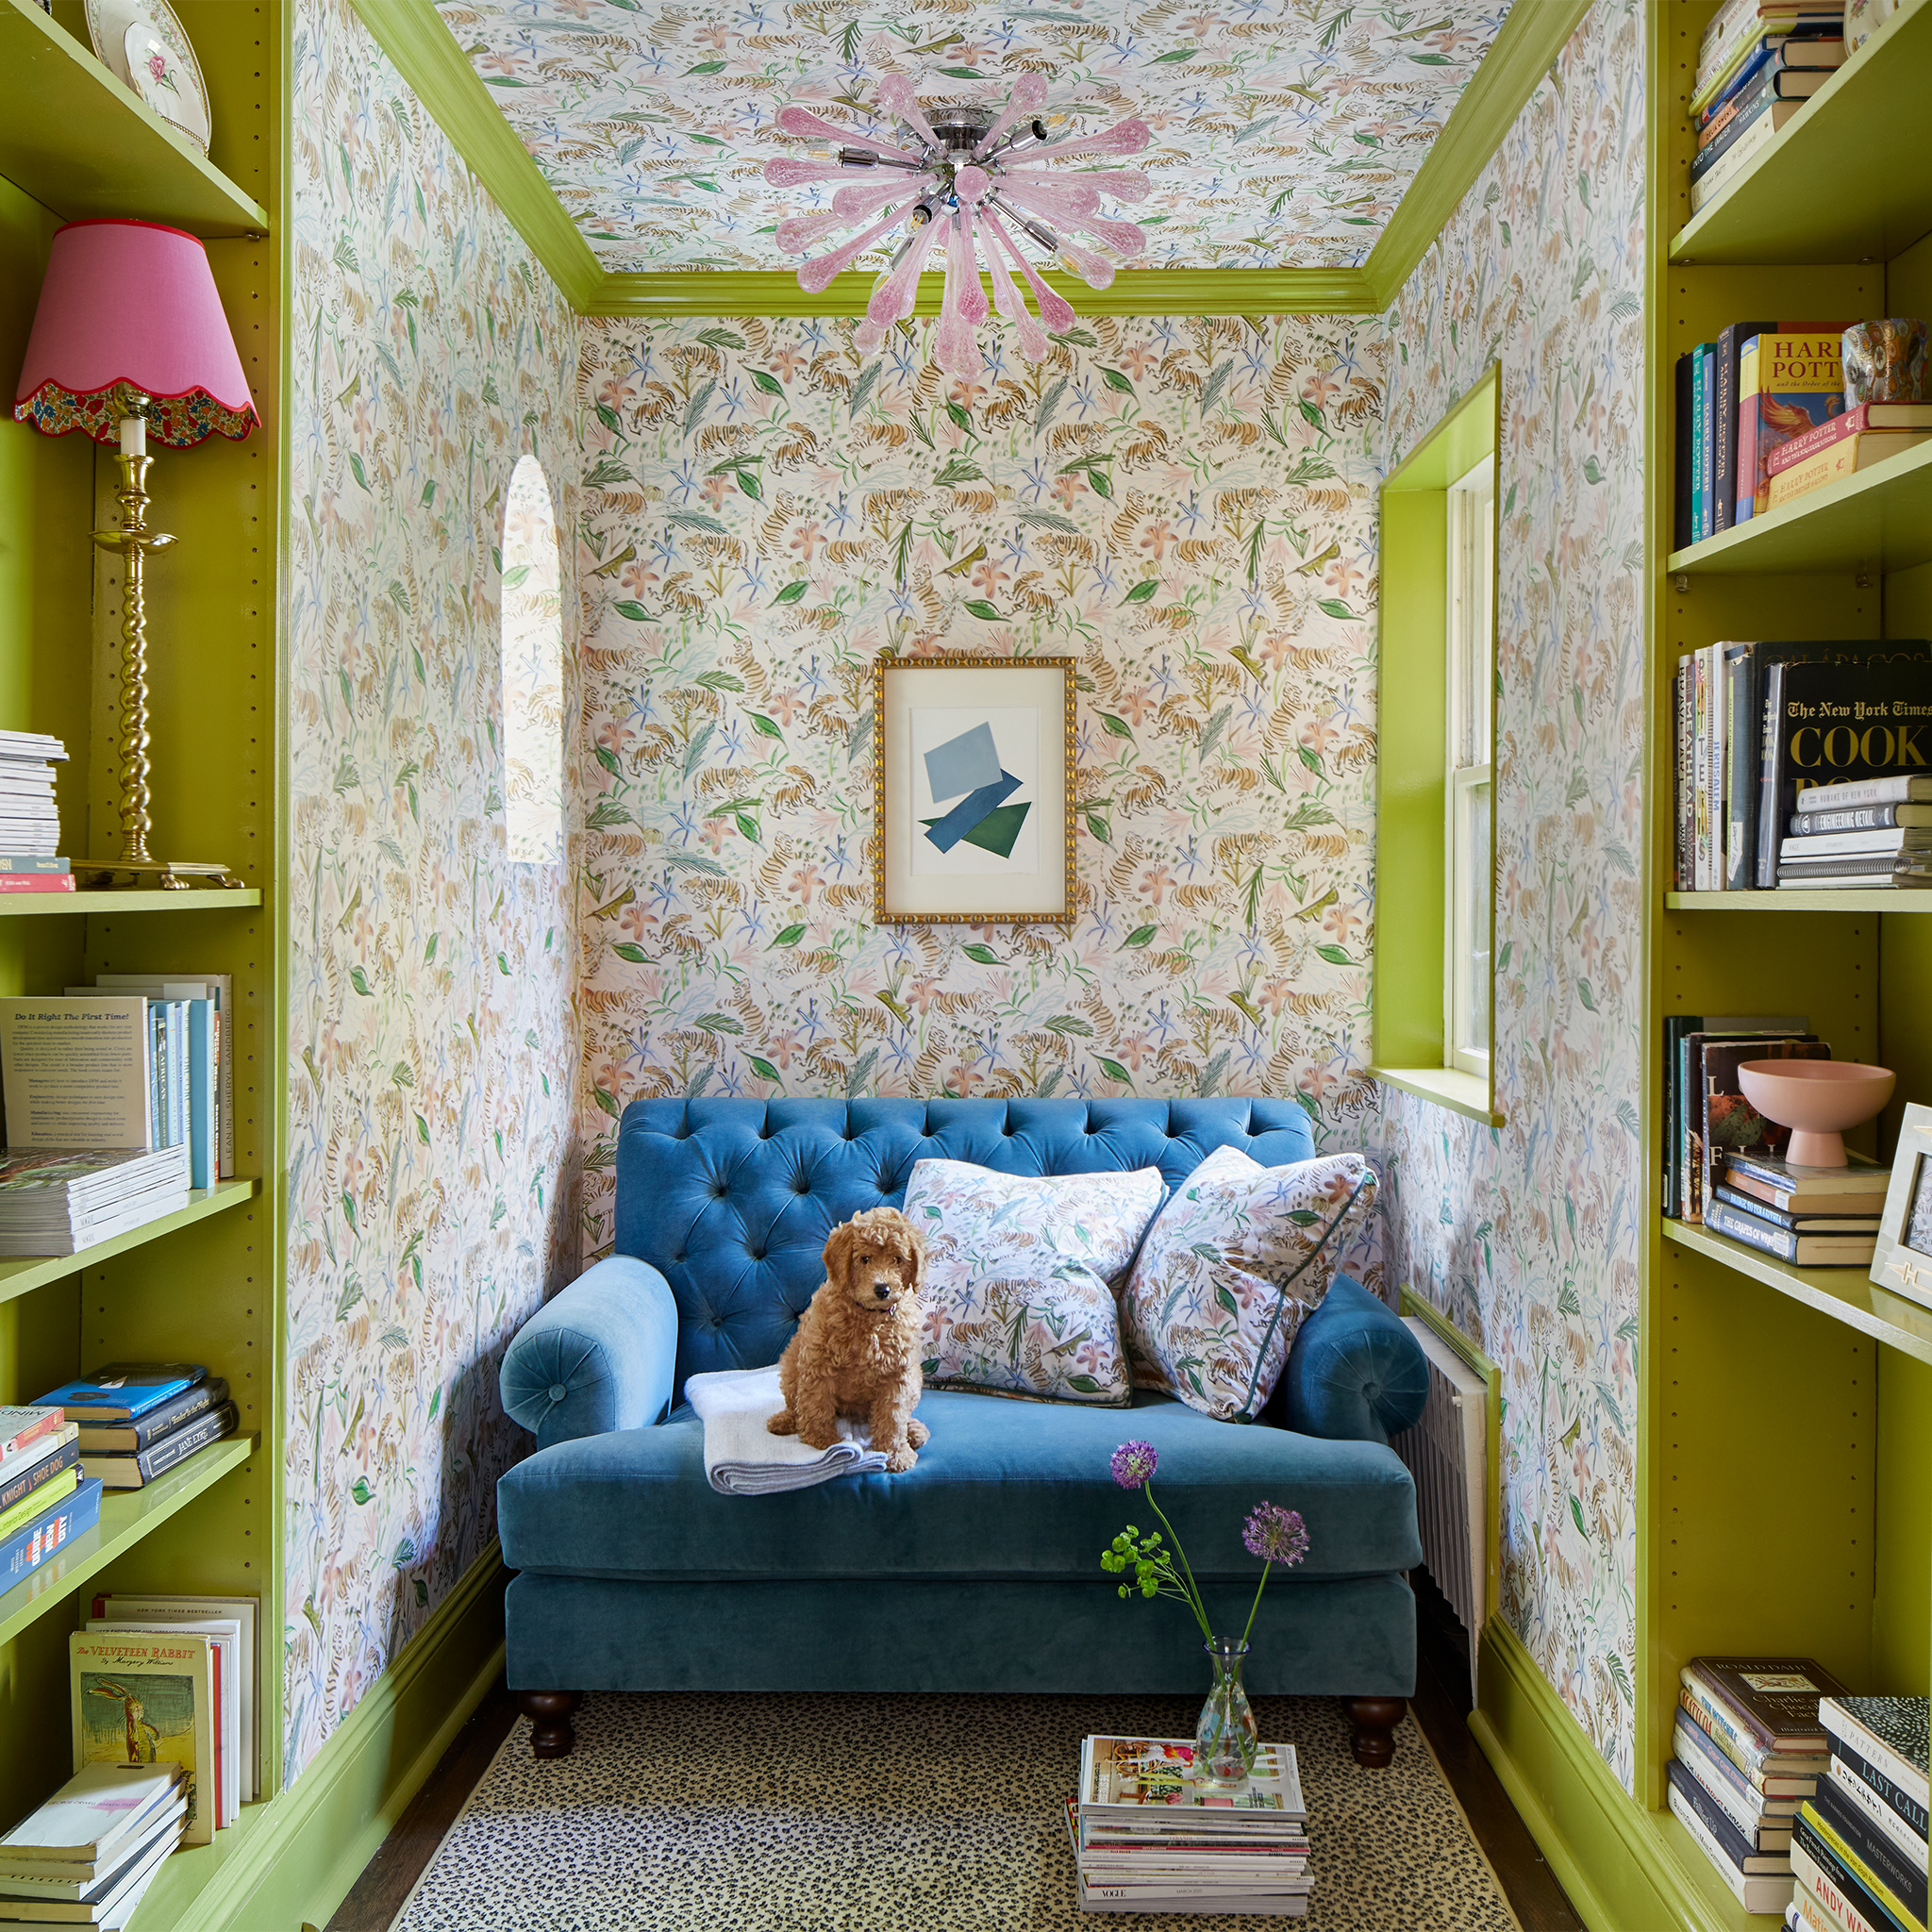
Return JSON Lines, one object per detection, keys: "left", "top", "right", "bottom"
{"left": 0, "top": 1181, "right": 258, "bottom": 1307}
{"left": 1642, "top": 4, "right": 1932, "bottom": 1924}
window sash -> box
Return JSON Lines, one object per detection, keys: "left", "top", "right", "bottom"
{"left": 1444, "top": 455, "right": 1494, "bottom": 1079}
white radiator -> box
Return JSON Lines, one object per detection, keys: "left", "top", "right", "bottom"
{"left": 1392, "top": 1315, "right": 1490, "bottom": 1702}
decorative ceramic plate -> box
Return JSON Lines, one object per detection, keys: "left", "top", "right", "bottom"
{"left": 85, "top": 0, "right": 208, "bottom": 153}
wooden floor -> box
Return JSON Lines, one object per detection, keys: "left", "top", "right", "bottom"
{"left": 325, "top": 1576, "right": 1581, "bottom": 1932}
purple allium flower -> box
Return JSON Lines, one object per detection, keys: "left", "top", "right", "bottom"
{"left": 1242, "top": 1501, "right": 1309, "bottom": 1568}
{"left": 1110, "top": 1441, "right": 1158, "bottom": 1490}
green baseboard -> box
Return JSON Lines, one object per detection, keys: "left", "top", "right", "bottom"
{"left": 1471, "top": 1618, "right": 1713, "bottom": 1932}
{"left": 132, "top": 1542, "right": 508, "bottom": 1932}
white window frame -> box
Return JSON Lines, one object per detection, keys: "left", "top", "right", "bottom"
{"left": 1444, "top": 454, "right": 1494, "bottom": 1082}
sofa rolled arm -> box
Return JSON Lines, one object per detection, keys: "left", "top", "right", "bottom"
{"left": 500, "top": 1255, "right": 679, "bottom": 1449}
{"left": 1275, "top": 1274, "right": 1428, "bottom": 1445}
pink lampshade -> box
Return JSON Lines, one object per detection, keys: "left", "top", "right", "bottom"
{"left": 12, "top": 219, "right": 257, "bottom": 447}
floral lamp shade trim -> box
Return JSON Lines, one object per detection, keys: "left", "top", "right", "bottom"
{"left": 1123, "top": 1146, "right": 1378, "bottom": 1422}
{"left": 903, "top": 1158, "right": 1166, "bottom": 1406}
{"left": 12, "top": 381, "right": 258, "bottom": 446}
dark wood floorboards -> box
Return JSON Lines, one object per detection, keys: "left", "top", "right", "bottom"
{"left": 326, "top": 1580, "right": 1582, "bottom": 1932}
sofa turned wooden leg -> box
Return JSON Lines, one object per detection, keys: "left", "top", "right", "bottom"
{"left": 1341, "top": 1695, "right": 1407, "bottom": 1768}
{"left": 519, "top": 1690, "right": 582, "bottom": 1758}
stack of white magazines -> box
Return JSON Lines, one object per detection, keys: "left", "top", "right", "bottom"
{"left": 0, "top": 1149, "right": 191, "bottom": 1257}
{"left": 0, "top": 735, "right": 64, "bottom": 859}
{"left": 0, "top": 1763, "right": 185, "bottom": 1929}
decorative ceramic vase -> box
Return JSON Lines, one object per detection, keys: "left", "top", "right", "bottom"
{"left": 1193, "top": 1638, "right": 1258, "bottom": 1791}
{"left": 1737, "top": 1059, "right": 1896, "bottom": 1168}
{"left": 1842, "top": 319, "right": 1928, "bottom": 406}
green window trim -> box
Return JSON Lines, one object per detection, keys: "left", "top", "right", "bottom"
{"left": 1374, "top": 364, "right": 1502, "bottom": 1125}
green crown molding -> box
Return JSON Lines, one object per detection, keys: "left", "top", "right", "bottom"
{"left": 587, "top": 266, "right": 1377, "bottom": 319}
{"left": 1360, "top": 0, "right": 1595, "bottom": 312}
{"left": 346, "top": 0, "right": 603, "bottom": 311}
{"left": 353, "top": 0, "right": 1588, "bottom": 324}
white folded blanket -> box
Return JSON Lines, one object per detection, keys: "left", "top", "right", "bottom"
{"left": 683, "top": 1364, "right": 888, "bottom": 1496}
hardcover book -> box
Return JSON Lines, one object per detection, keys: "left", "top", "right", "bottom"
{"left": 1794, "top": 1827, "right": 1892, "bottom": 1932}
{"left": 1740, "top": 328, "right": 1856, "bottom": 518}
{"left": 1710, "top": 1185, "right": 1881, "bottom": 1234}
{"left": 76, "top": 1378, "right": 226, "bottom": 1455}
{"left": 0, "top": 1407, "right": 65, "bottom": 1463}
{"left": 1807, "top": 1778, "right": 1928, "bottom": 1932}
{"left": 0, "top": 1426, "right": 79, "bottom": 1517}
{"left": 1702, "top": 1037, "right": 1830, "bottom": 1216}
{"left": 1707, "top": 1197, "right": 1878, "bottom": 1267}
{"left": 68, "top": 1628, "right": 215, "bottom": 1848}
{"left": 1678, "top": 1709, "right": 1814, "bottom": 1807}
{"left": 1768, "top": 432, "right": 1932, "bottom": 508}
{"left": 1800, "top": 776, "right": 1932, "bottom": 813}
{"left": 0, "top": 1476, "right": 99, "bottom": 1590}
{"left": 33, "top": 1365, "right": 207, "bottom": 1424}
{"left": 1669, "top": 1757, "right": 1795, "bottom": 1874}
{"left": 1721, "top": 1150, "right": 1889, "bottom": 1205}
{"left": 1824, "top": 1699, "right": 1931, "bottom": 1809}
{"left": 0, "top": 1761, "right": 181, "bottom": 1869}
{"left": 1794, "top": 807, "right": 1932, "bottom": 836}
{"left": 83, "top": 1401, "right": 238, "bottom": 1489}
{"left": 1771, "top": 405, "right": 1932, "bottom": 475}
{"left": 1674, "top": 1779, "right": 1798, "bottom": 1912}
{"left": 1676, "top": 1719, "right": 1801, "bottom": 1849}
{"left": 1686, "top": 1657, "right": 1849, "bottom": 1759}
{"left": 1829, "top": 1758, "right": 1929, "bottom": 1879}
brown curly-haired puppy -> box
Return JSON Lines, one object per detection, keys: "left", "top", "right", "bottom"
{"left": 768, "top": 1206, "right": 930, "bottom": 1473}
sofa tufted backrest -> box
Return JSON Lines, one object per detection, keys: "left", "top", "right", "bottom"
{"left": 616, "top": 1096, "right": 1319, "bottom": 1402}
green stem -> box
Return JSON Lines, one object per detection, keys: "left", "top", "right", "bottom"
{"left": 1143, "top": 1484, "right": 1213, "bottom": 1643}
{"left": 1240, "top": 1561, "right": 1273, "bottom": 1650}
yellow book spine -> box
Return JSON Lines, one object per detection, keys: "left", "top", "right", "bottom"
{"left": 0, "top": 1464, "right": 77, "bottom": 1544}
{"left": 1802, "top": 1801, "right": 1927, "bottom": 1932}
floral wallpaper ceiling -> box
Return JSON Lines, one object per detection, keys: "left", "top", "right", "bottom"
{"left": 432, "top": 0, "right": 1512, "bottom": 273}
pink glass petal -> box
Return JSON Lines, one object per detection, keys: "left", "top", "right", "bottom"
{"left": 854, "top": 316, "right": 887, "bottom": 358}
{"left": 1054, "top": 235, "right": 1116, "bottom": 290}
{"left": 956, "top": 203, "right": 989, "bottom": 325}
{"left": 983, "top": 226, "right": 1049, "bottom": 363}
{"left": 832, "top": 174, "right": 934, "bottom": 219}
{"left": 1038, "top": 116, "right": 1151, "bottom": 160}
{"left": 1004, "top": 165, "right": 1151, "bottom": 204}
{"left": 994, "top": 175, "right": 1101, "bottom": 222}
{"left": 1071, "top": 214, "right": 1146, "bottom": 256}
{"left": 775, "top": 209, "right": 852, "bottom": 254}
{"left": 797, "top": 200, "right": 915, "bottom": 293}
{"left": 764, "top": 157, "right": 878, "bottom": 189}
{"left": 875, "top": 74, "right": 940, "bottom": 151}
{"left": 867, "top": 217, "right": 939, "bottom": 325}
{"left": 983, "top": 210, "right": 1075, "bottom": 334}
{"left": 974, "top": 73, "right": 1047, "bottom": 156}
{"left": 932, "top": 216, "right": 986, "bottom": 376}
{"left": 775, "top": 105, "right": 921, "bottom": 162}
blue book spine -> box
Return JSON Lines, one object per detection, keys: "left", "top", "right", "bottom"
{"left": 1700, "top": 345, "right": 1718, "bottom": 541}
{"left": 0, "top": 1477, "right": 102, "bottom": 1590}
{"left": 169, "top": 1002, "right": 187, "bottom": 1151}
{"left": 186, "top": 1000, "right": 214, "bottom": 1191}
{"left": 1692, "top": 350, "right": 1708, "bottom": 541}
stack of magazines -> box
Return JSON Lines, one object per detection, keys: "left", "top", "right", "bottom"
{"left": 1069, "top": 1736, "right": 1310, "bottom": 1917}
{"left": 0, "top": 1763, "right": 185, "bottom": 1929}
{"left": 0, "top": 1148, "right": 191, "bottom": 1257}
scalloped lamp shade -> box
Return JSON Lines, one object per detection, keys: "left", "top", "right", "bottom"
{"left": 12, "top": 219, "right": 257, "bottom": 446}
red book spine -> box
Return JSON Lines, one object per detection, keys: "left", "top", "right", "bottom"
{"left": 0, "top": 874, "right": 75, "bottom": 893}
{"left": 1769, "top": 405, "right": 1875, "bottom": 476}
{"left": 0, "top": 1409, "right": 63, "bottom": 1460}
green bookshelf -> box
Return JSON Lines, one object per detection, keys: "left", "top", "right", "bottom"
{"left": 1641, "top": 3, "right": 1932, "bottom": 1924}
{"left": 0, "top": 1181, "right": 258, "bottom": 1308}
{"left": 0, "top": 890, "right": 264, "bottom": 917}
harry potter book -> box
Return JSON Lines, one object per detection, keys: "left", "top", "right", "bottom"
{"left": 1738, "top": 327, "right": 1855, "bottom": 521}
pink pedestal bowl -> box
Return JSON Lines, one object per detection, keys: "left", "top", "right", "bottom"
{"left": 1737, "top": 1059, "right": 1896, "bottom": 1168}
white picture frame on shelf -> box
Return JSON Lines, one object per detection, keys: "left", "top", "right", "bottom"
{"left": 1871, "top": 1101, "right": 1932, "bottom": 1313}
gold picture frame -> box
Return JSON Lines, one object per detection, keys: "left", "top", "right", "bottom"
{"left": 1873, "top": 1102, "right": 1932, "bottom": 1313}
{"left": 872, "top": 655, "right": 1076, "bottom": 926}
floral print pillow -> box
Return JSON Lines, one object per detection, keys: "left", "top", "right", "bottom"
{"left": 1123, "top": 1145, "right": 1377, "bottom": 1421}
{"left": 901, "top": 1159, "right": 1167, "bottom": 1406}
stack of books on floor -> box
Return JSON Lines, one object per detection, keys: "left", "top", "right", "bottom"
{"left": 1790, "top": 1695, "right": 1928, "bottom": 1932}
{"left": 1689, "top": 1, "right": 1845, "bottom": 217}
{"left": 0, "top": 1407, "right": 99, "bottom": 1595}
{"left": 1710, "top": 1149, "right": 1888, "bottom": 1267}
{"left": 0, "top": 1148, "right": 192, "bottom": 1258}
{"left": 1672, "top": 1654, "right": 1849, "bottom": 1916}
{"left": 1673, "top": 642, "right": 1932, "bottom": 892}
{"left": 38, "top": 1365, "right": 237, "bottom": 1491}
{"left": 1069, "top": 1736, "right": 1310, "bottom": 1917}
{"left": 0, "top": 733, "right": 70, "bottom": 896}
{"left": 0, "top": 1764, "right": 186, "bottom": 1930}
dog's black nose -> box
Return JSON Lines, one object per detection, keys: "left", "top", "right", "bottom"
{"left": 874, "top": 1282, "right": 891, "bottom": 1299}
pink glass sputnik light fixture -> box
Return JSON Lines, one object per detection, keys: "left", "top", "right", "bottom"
{"left": 763, "top": 74, "right": 1152, "bottom": 375}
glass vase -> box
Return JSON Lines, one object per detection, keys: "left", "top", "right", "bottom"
{"left": 1192, "top": 1637, "right": 1257, "bottom": 1792}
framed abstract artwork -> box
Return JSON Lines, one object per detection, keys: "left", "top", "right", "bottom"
{"left": 873, "top": 656, "right": 1075, "bottom": 925}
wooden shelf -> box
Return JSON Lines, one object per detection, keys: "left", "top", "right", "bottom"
{"left": 1666, "top": 891, "right": 1932, "bottom": 911}
{"left": 0, "top": 0, "right": 267, "bottom": 237}
{"left": 0, "top": 1435, "right": 252, "bottom": 1651}
{"left": 0, "top": 890, "right": 261, "bottom": 918}
{"left": 1663, "top": 1219, "right": 1932, "bottom": 1368}
{"left": 1665, "top": 438, "right": 1932, "bottom": 578}
{"left": 1670, "top": 0, "right": 1932, "bottom": 267}
{"left": 0, "top": 1180, "right": 258, "bottom": 1307}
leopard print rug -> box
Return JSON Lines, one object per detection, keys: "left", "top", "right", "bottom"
{"left": 388, "top": 1692, "right": 1524, "bottom": 1932}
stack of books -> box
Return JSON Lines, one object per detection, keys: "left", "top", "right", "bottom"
{"left": 1662, "top": 1012, "right": 1818, "bottom": 1224}
{"left": 1768, "top": 404, "right": 1932, "bottom": 509}
{"left": 0, "top": 1148, "right": 191, "bottom": 1258}
{"left": 38, "top": 1366, "right": 237, "bottom": 1492}
{"left": 1710, "top": 1150, "right": 1888, "bottom": 1265}
{"left": 0, "top": 733, "right": 70, "bottom": 896}
{"left": 1672, "top": 1655, "right": 1848, "bottom": 1916}
{"left": 0, "top": 1763, "right": 185, "bottom": 1930}
{"left": 1673, "top": 647, "right": 1932, "bottom": 891}
{"left": 1689, "top": 2, "right": 1845, "bottom": 217}
{"left": 0, "top": 1407, "right": 100, "bottom": 1596}
{"left": 1069, "top": 1736, "right": 1310, "bottom": 1917}
{"left": 1780, "top": 776, "right": 1932, "bottom": 891}
{"left": 1791, "top": 1695, "right": 1928, "bottom": 1932}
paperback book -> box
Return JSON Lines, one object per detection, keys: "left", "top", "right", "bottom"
{"left": 68, "top": 1628, "right": 215, "bottom": 1848}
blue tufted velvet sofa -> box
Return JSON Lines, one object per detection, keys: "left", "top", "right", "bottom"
{"left": 496, "top": 1097, "right": 1428, "bottom": 1764}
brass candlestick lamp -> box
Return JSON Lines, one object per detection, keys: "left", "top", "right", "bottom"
{"left": 12, "top": 219, "right": 260, "bottom": 888}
